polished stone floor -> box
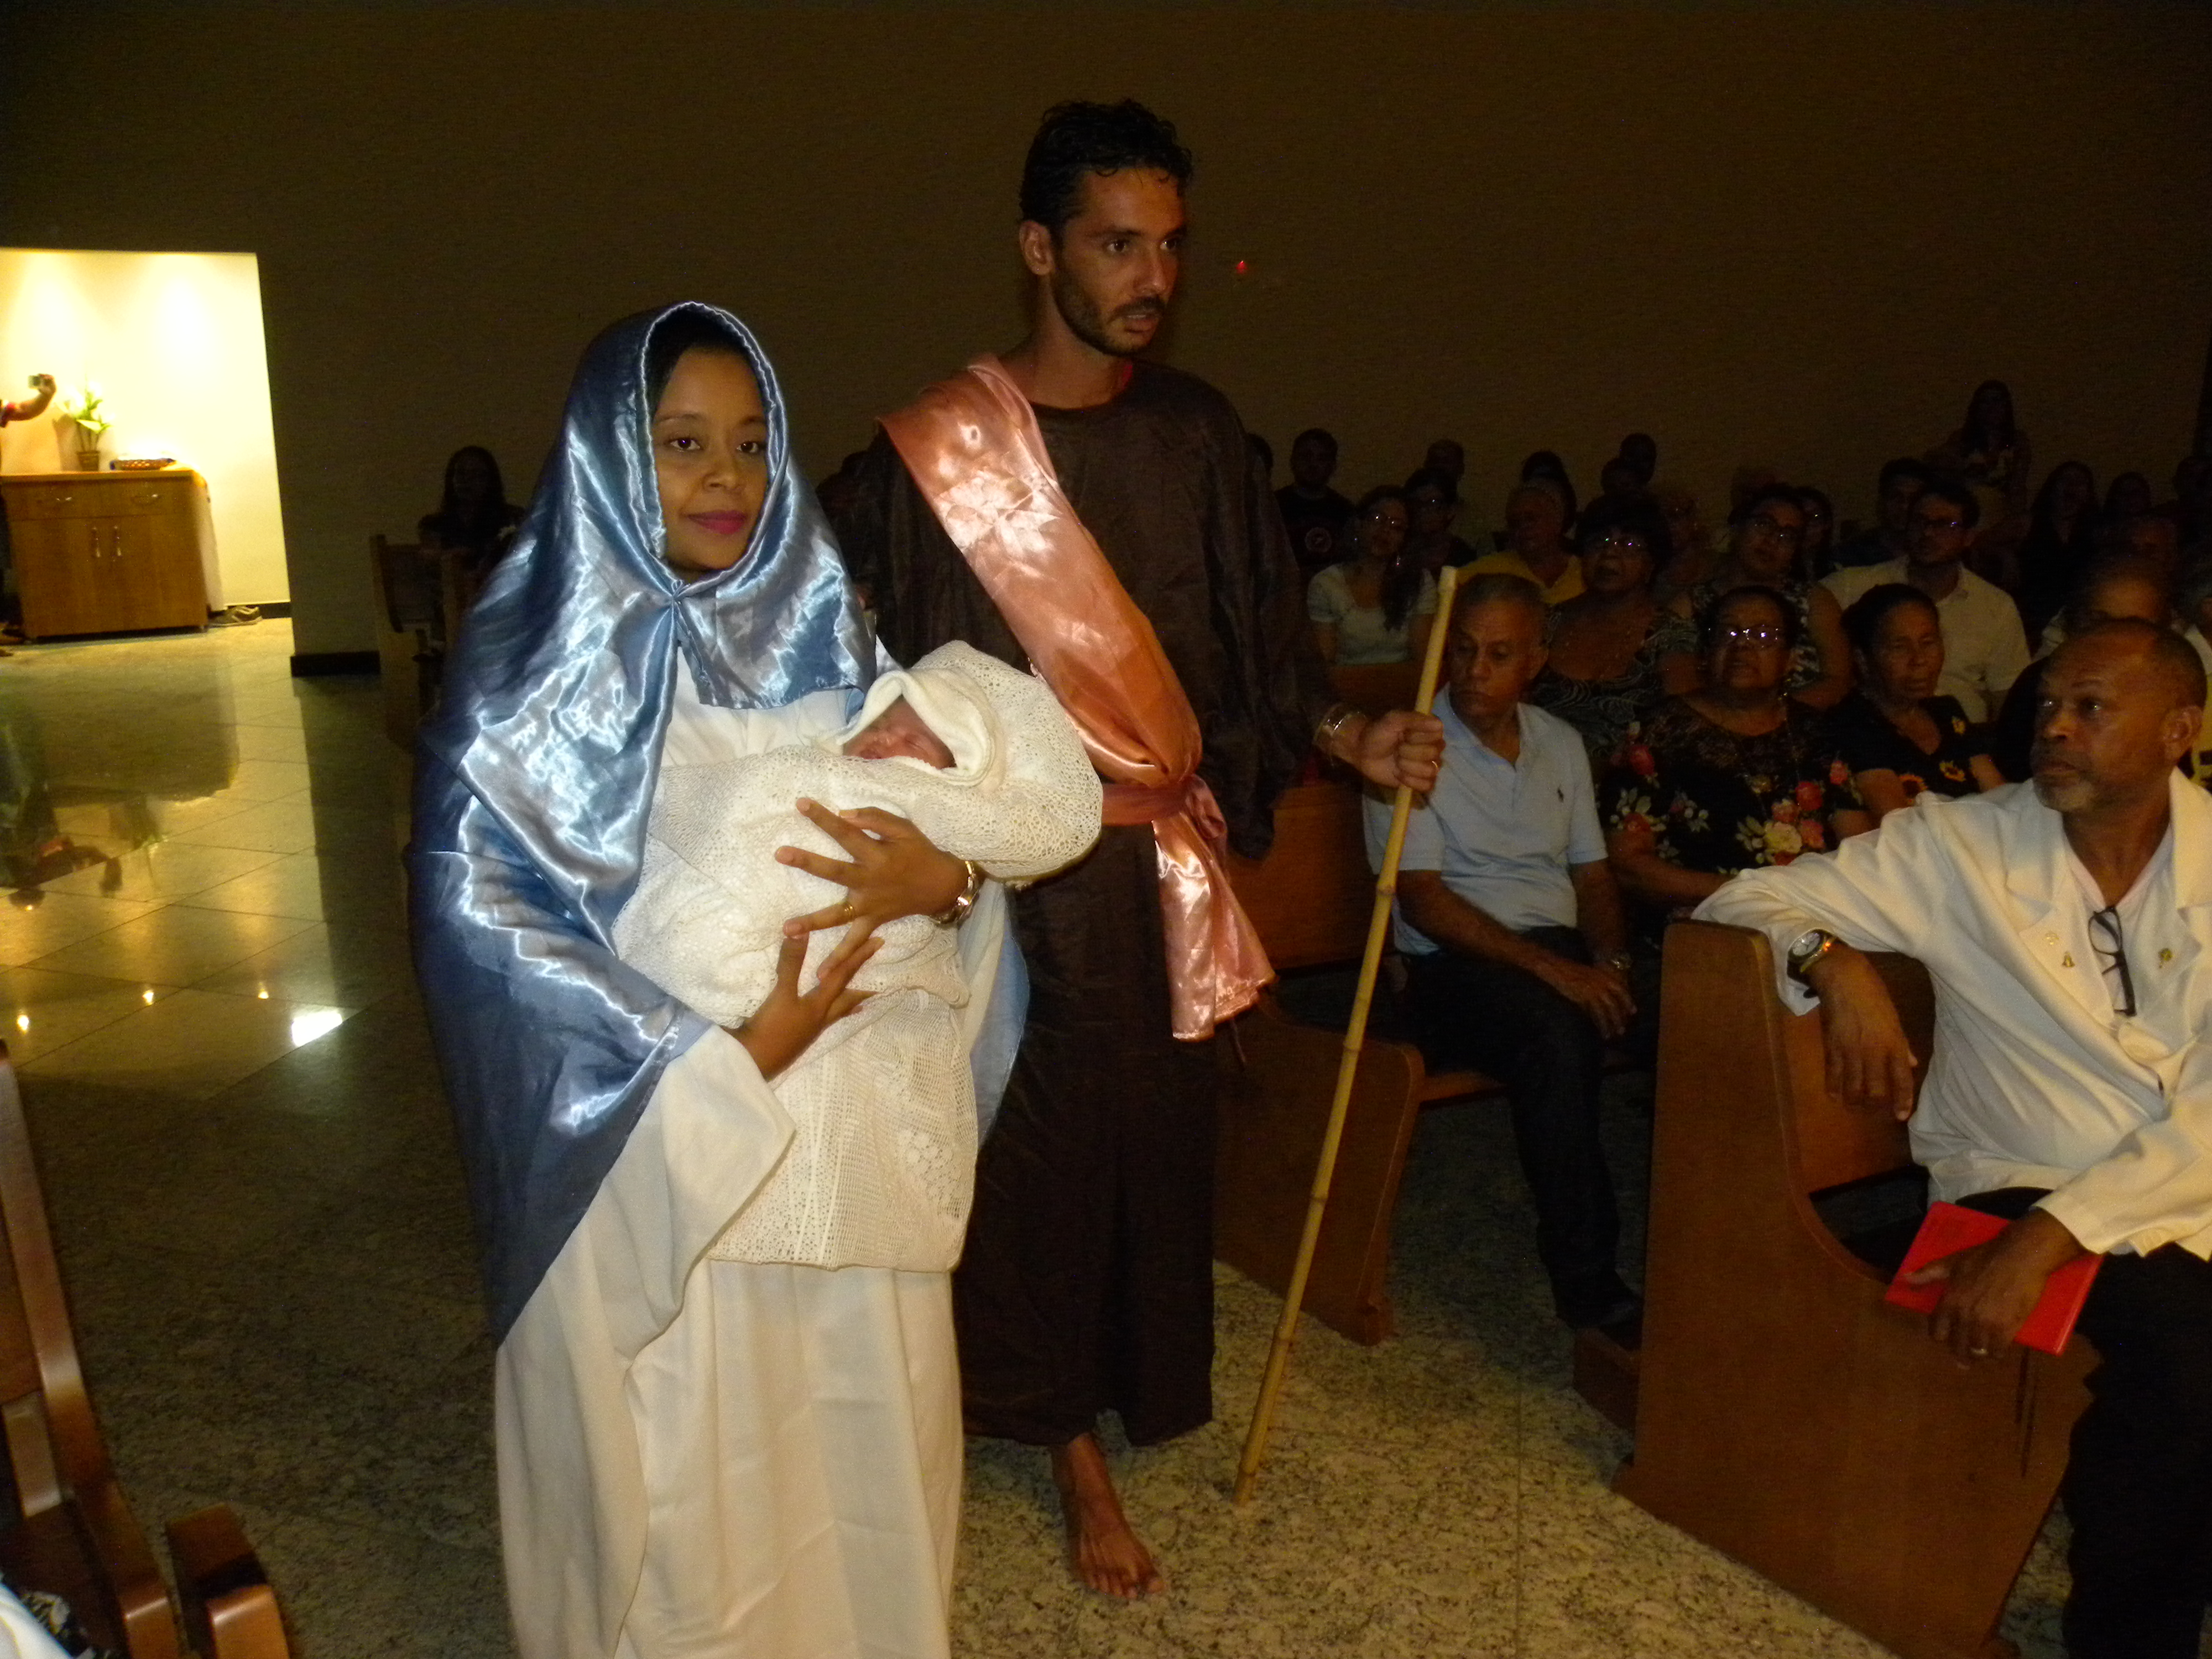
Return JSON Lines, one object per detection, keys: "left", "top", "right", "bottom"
{"left": 0, "top": 622, "right": 2088, "bottom": 1657}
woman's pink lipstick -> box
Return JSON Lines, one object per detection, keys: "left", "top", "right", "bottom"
{"left": 689, "top": 511, "right": 751, "bottom": 535}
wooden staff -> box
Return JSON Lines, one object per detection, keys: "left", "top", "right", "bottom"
{"left": 1234, "top": 562, "right": 1458, "bottom": 1505}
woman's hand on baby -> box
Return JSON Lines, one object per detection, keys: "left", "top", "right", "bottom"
{"left": 731, "top": 927, "right": 880, "bottom": 1081}
{"left": 775, "top": 800, "right": 969, "bottom": 943}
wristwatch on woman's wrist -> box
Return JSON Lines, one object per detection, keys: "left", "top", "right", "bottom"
{"left": 928, "top": 859, "right": 985, "bottom": 928}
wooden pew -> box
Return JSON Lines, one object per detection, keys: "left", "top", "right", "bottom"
{"left": 0, "top": 1051, "right": 293, "bottom": 1657}
{"left": 1616, "top": 921, "right": 2092, "bottom": 1659}
{"left": 1213, "top": 779, "right": 1515, "bottom": 1345}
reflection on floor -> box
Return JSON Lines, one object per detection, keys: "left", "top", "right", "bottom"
{"left": 1, "top": 623, "right": 2081, "bottom": 1657}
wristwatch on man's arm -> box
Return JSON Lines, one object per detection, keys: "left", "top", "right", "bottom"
{"left": 1785, "top": 927, "right": 1841, "bottom": 985}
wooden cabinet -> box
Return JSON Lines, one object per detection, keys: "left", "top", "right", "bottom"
{"left": 0, "top": 469, "right": 215, "bottom": 640}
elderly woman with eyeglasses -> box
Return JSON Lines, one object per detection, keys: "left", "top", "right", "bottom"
{"left": 1660, "top": 484, "right": 1854, "bottom": 709}
{"left": 1602, "top": 586, "right": 1870, "bottom": 929}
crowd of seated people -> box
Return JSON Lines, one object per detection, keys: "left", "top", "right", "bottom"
{"left": 1248, "top": 383, "right": 2211, "bottom": 995}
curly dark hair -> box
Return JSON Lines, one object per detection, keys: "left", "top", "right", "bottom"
{"left": 1020, "top": 100, "right": 1194, "bottom": 236}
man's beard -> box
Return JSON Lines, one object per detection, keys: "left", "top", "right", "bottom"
{"left": 1050, "top": 268, "right": 1164, "bottom": 359}
{"left": 2030, "top": 745, "right": 2096, "bottom": 812}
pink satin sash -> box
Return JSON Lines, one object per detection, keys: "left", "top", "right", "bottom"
{"left": 880, "top": 355, "right": 1273, "bottom": 1040}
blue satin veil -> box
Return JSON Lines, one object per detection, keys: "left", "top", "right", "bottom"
{"left": 409, "top": 302, "right": 875, "bottom": 1339}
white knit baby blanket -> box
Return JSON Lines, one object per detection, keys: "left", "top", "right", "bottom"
{"left": 613, "top": 641, "right": 1100, "bottom": 1269}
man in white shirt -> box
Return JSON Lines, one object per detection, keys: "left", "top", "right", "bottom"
{"left": 1364, "top": 573, "right": 1640, "bottom": 1338}
{"left": 1696, "top": 620, "right": 2211, "bottom": 1659}
{"left": 1822, "top": 476, "right": 2030, "bottom": 721}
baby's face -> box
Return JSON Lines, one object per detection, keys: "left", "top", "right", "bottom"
{"left": 842, "top": 697, "right": 955, "bottom": 769}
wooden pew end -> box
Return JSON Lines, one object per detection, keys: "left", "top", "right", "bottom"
{"left": 164, "top": 1506, "right": 291, "bottom": 1659}
{"left": 1571, "top": 1326, "right": 1641, "bottom": 1434}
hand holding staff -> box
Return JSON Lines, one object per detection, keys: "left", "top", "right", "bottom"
{"left": 1235, "top": 563, "right": 1458, "bottom": 1505}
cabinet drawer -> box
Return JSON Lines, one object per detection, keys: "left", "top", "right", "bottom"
{"left": 2, "top": 484, "right": 105, "bottom": 521}
{"left": 2, "top": 476, "right": 196, "bottom": 522}
{"left": 105, "top": 481, "right": 197, "bottom": 518}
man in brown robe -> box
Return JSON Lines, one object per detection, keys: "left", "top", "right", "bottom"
{"left": 836, "top": 100, "right": 1438, "bottom": 1599}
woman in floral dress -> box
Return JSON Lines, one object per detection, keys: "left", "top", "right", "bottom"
{"left": 1601, "top": 586, "right": 1871, "bottom": 938}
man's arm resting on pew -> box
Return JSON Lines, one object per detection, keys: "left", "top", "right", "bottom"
{"left": 1398, "top": 870, "right": 1635, "bottom": 1040}
{"left": 1802, "top": 945, "right": 1923, "bottom": 1120}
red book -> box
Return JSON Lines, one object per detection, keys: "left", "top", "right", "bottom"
{"left": 1884, "top": 1201, "right": 2103, "bottom": 1356}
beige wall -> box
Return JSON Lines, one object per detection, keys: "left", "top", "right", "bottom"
{"left": 0, "top": 248, "right": 290, "bottom": 606}
{"left": 4, "top": 5, "right": 2207, "bottom": 655}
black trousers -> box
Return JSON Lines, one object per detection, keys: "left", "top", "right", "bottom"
{"left": 1965, "top": 1190, "right": 2212, "bottom": 1659}
{"left": 1403, "top": 928, "right": 1624, "bottom": 1322}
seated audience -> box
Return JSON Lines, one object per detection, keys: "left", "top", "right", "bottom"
{"left": 2015, "top": 461, "right": 2100, "bottom": 643}
{"left": 2105, "top": 510, "right": 2182, "bottom": 586}
{"left": 1595, "top": 455, "right": 1645, "bottom": 502}
{"left": 1530, "top": 494, "right": 1697, "bottom": 766}
{"left": 2103, "top": 470, "right": 2154, "bottom": 525}
{"left": 1466, "top": 478, "right": 1584, "bottom": 603}
{"left": 1520, "top": 450, "right": 1579, "bottom": 528}
{"left": 1278, "top": 427, "right": 1356, "bottom": 577}
{"left": 1404, "top": 466, "right": 1481, "bottom": 573}
{"left": 1604, "top": 586, "right": 1869, "bottom": 932}
{"left": 1697, "top": 619, "right": 2211, "bottom": 1659}
{"left": 1423, "top": 436, "right": 1467, "bottom": 493}
{"left": 1650, "top": 483, "right": 1714, "bottom": 600}
{"left": 1828, "top": 457, "right": 1931, "bottom": 571}
{"left": 1616, "top": 431, "right": 1658, "bottom": 489}
{"left": 419, "top": 445, "right": 525, "bottom": 579}
{"left": 1822, "top": 475, "right": 2028, "bottom": 721}
{"left": 1665, "top": 485, "right": 1853, "bottom": 709}
{"left": 1831, "top": 584, "right": 2003, "bottom": 822}
{"left": 1368, "top": 573, "right": 1642, "bottom": 1341}
{"left": 1990, "top": 554, "right": 2176, "bottom": 781}
{"left": 1926, "top": 378, "right": 2034, "bottom": 525}
{"left": 1307, "top": 484, "right": 1437, "bottom": 666}
{"left": 1797, "top": 486, "right": 1838, "bottom": 578}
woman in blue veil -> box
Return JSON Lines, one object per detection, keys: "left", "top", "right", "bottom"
{"left": 410, "top": 303, "right": 986, "bottom": 1657}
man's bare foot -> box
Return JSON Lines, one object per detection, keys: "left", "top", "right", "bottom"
{"left": 1050, "top": 1432, "right": 1164, "bottom": 1600}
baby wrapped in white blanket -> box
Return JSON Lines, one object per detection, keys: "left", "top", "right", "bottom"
{"left": 614, "top": 641, "right": 1100, "bottom": 1271}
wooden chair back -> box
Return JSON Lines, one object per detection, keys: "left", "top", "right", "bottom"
{"left": 1325, "top": 661, "right": 1420, "bottom": 718}
{"left": 1223, "top": 780, "right": 1373, "bottom": 969}
{"left": 1616, "top": 921, "right": 2092, "bottom": 1659}
{"left": 368, "top": 537, "right": 440, "bottom": 635}
{"left": 0, "top": 1053, "right": 178, "bottom": 1656}
{"left": 0, "top": 1056, "right": 293, "bottom": 1658}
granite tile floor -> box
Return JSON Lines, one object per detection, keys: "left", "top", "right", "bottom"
{"left": 0, "top": 622, "right": 2098, "bottom": 1658}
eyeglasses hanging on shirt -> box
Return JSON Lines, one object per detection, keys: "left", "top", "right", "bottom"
{"left": 2087, "top": 905, "right": 2137, "bottom": 1019}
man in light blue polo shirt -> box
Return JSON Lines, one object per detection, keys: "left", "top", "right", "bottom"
{"left": 1364, "top": 572, "right": 1642, "bottom": 1340}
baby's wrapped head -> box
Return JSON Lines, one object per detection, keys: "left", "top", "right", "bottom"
{"left": 840, "top": 697, "right": 956, "bottom": 769}
{"left": 615, "top": 640, "right": 1102, "bottom": 1031}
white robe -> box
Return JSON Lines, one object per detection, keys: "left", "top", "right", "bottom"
{"left": 496, "top": 683, "right": 1007, "bottom": 1659}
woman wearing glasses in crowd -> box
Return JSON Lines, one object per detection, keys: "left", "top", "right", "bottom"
{"left": 1661, "top": 484, "right": 1853, "bottom": 709}
{"left": 1528, "top": 494, "right": 1699, "bottom": 767}
{"left": 1307, "top": 484, "right": 1438, "bottom": 666}
{"left": 1601, "top": 586, "right": 1869, "bottom": 933}
{"left": 1829, "top": 584, "right": 2004, "bottom": 825}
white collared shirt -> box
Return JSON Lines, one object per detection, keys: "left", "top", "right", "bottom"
{"left": 1695, "top": 775, "right": 2212, "bottom": 1259}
